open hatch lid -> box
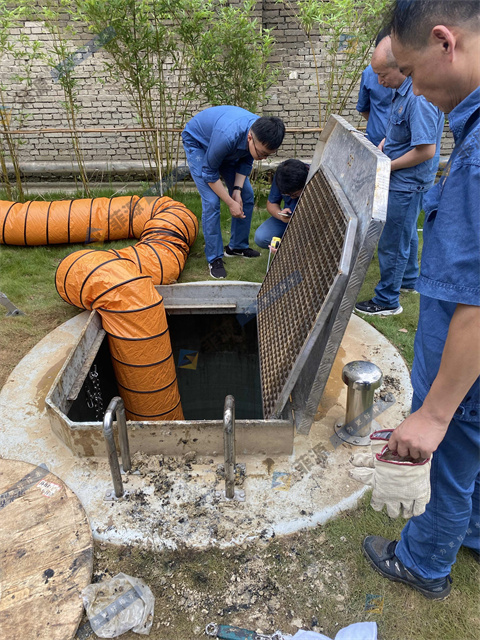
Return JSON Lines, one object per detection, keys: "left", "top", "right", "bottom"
{"left": 257, "top": 115, "right": 390, "bottom": 432}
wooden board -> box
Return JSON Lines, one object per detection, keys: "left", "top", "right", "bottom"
{"left": 0, "top": 459, "right": 93, "bottom": 640}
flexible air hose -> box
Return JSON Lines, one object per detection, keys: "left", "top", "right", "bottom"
{"left": 50, "top": 195, "right": 198, "bottom": 421}
{"left": 0, "top": 195, "right": 164, "bottom": 246}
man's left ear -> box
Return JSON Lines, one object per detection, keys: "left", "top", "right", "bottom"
{"left": 432, "top": 25, "right": 456, "bottom": 58}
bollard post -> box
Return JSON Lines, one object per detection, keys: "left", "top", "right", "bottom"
{"left": 334, "top": 361, "right": 383, "bottom": 446}
{"left": 223, "top": 395, "right": 236, "bottom": 499}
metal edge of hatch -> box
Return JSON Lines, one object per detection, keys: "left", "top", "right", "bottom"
{"left": 256, "top": 145, "right": 358, "bottom": 421}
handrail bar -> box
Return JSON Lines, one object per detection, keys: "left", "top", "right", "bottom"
{"left": 223, "top": 395, "right": 236, "bottom": 499}
{"left": 103, "top": 396, "right": 131, "bottom": 498}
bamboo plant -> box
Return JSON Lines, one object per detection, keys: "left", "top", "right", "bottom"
{"left": 282, "top": 0, "right": 391, "bottom": 128}
{"left": 0, "top": 1, "right": 27, "bottom": 201}
{"left": 30, "top": 0, "right": 92, "bottom": 196}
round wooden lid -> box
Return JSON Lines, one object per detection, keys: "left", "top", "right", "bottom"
{"left": 0, "top": 458, "right": 93, "bottom": 640}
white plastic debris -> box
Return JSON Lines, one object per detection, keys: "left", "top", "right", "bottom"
{"left": 288, "top": 621, "right": 377, "bottom": 640}
{"left": 81, "top": 572, "right": 155, "bottom": 637}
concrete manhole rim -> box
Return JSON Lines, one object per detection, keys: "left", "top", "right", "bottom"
{"left": 0, "top": 310, "right": 411, "bottom": 550}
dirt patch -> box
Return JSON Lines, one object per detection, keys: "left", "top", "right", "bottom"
{"left": 86, "top": 526, "right": 354, "bottom": 640}
{"left": 0, "top": 307, "right": 78, "bottom": 388}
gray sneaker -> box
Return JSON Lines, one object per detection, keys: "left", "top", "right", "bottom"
{"left": 363, "top": 536, "right": 452, "bottom": 600}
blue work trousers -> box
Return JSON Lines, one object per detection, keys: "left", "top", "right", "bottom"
{"left": 373, "top": 189, "right": 422, "bottom": 307}
{"left": 183, "top": 135, "right": 254, "bottom": 264}
{"left": 396, "top": 393, "right": 480, "bottom": 579}
{"left": 254, "top": 216, "right": 288, "bottom": 248}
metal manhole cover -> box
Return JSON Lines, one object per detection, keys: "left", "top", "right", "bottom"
{"left": 258, "top": 166, "right": 356, "bottom": 418}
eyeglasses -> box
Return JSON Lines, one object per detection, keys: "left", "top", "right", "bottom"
{"left": 251, "top": 136, "right": 275, "bottom": 160}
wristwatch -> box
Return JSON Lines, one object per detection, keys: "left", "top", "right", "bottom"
{"left": 232, "top": 186, "right": 242, "bottom": 191}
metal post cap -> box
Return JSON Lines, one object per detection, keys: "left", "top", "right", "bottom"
{"left": 341, "top": 360, "right": 383, "bottom": 390}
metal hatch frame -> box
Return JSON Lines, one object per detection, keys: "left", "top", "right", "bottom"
{"left": 258, "top": 114, "right": 390, "bottom": 434}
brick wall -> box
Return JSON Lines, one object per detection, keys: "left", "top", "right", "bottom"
{"left": 1, "top": 3, "right": 454, "bottom": 173}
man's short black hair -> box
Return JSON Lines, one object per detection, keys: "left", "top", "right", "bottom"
{"left": 250, "top": 116, "right": 285, "bottom": 150}
{"left": 375, "top": 25, "right": 391, "bottom": 47}
{"left": 275, "top": 159, "right": 309, "bottom": 195}
{"left": 391, "top": 0, "right": 480, "bottom": 48}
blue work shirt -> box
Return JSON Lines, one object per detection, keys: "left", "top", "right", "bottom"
{"left": 182, "top": 106, "right": 259, "bottom": 184}
{"left": 356, "top": 64, "right": 394, "bottom": 146}
{"left": 267, "top": 174, "right": 301, "bottom": 213}
{"left": 384, "top": 77, "right": 444, "bottom": 192}
{"left": 412, "top": 87, "right": 480, "bottom": 418}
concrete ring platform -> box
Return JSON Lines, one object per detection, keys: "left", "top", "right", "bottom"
{"left": 0, "top": 311, "right": 412, "bottom": 550}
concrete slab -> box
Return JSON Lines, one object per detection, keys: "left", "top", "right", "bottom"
{"left": 0, "top": 311, "right": 412, "bottom": 551}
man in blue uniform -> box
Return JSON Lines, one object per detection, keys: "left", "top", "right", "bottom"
{"left": 182, "top": 106, "right": 285, "bottom": 279}
{"left": 356, "top": 36, "right": 444, "bottom": 316}
{"left": 254, "top": 159, "right": 309, "bottom": 248}
{"left": 361, "top": 0, "right": 480, "bottom": 600}
{"left": 357, "top": 28, "right": 395, "bottom": 147}
{"left": 357, "top": 63, "right": 394, "bottom": 146}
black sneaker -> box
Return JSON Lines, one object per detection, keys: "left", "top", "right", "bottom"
{"left": 355, "top": 299, "right": 403, "bottom": 316}
{"left": 363, "top": 536, "right": 452, "bottom": 600}
{"left": 209, "top": 258, "right": 226, "bottom": 279}
{"left": 224, "top": 245, "right": 260, "bottom": 258}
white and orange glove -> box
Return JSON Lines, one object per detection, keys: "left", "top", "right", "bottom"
{"left": 349, "top": 429, "right": 431, "bottom": 519}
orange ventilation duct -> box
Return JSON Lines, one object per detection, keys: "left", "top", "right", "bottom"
{"left": 56, "top": 248, "right": 184, "bottom": 420}
{"left": 1, "top": 194, "right": 198, "bottom": 421}
{"left": 0, "top": 195, "right": 173, "bottom": 246}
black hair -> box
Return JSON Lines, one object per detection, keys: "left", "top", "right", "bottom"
{"left": 375, "top": 24, "right": 391, "bottom": 47}
{"left": 250, "top": 116, "right": 285, "bottom": 150}
{"left": 275, "top": 159, "right": 309, "bottom": 195}
{"left": 391, "top": 0, "right": 480, "bottom": 48}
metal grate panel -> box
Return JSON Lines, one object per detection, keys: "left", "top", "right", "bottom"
{"left": 257, "top": 166, "right": 356, "bottom": 419}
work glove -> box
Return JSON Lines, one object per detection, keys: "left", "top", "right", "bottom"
{"left": 349, "top": 429, "right": 431, "bottom": 519}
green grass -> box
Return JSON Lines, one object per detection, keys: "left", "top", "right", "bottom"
{"left": 356, "top": 248, "right": 420, "bottom": 367}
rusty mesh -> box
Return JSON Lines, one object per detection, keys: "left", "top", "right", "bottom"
{"left": 257, "top": 167, "right": 349, "bottom": 418}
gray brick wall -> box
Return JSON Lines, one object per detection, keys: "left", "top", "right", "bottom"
{"left": 1, "top": 4, "right": 454, "bottom": 173}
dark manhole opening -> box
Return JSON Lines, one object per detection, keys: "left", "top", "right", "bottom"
{"left": 67, "top": 312, "right": 262, "bottom": 422}
{"left": 169, "top": 312, "right": 262, "bottom": 421}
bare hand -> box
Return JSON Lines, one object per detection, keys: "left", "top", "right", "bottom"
{"left": 278, "top": 208, "right": 292, "bottom": 217}
{"left": 378, "top": 138, "right": 386, "bottom": 152}
{"left": 229, "top": 199, "right": 245, "bottom": 219}
{"left": 388, "top": 407, "right": 449, "bottom": 459}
